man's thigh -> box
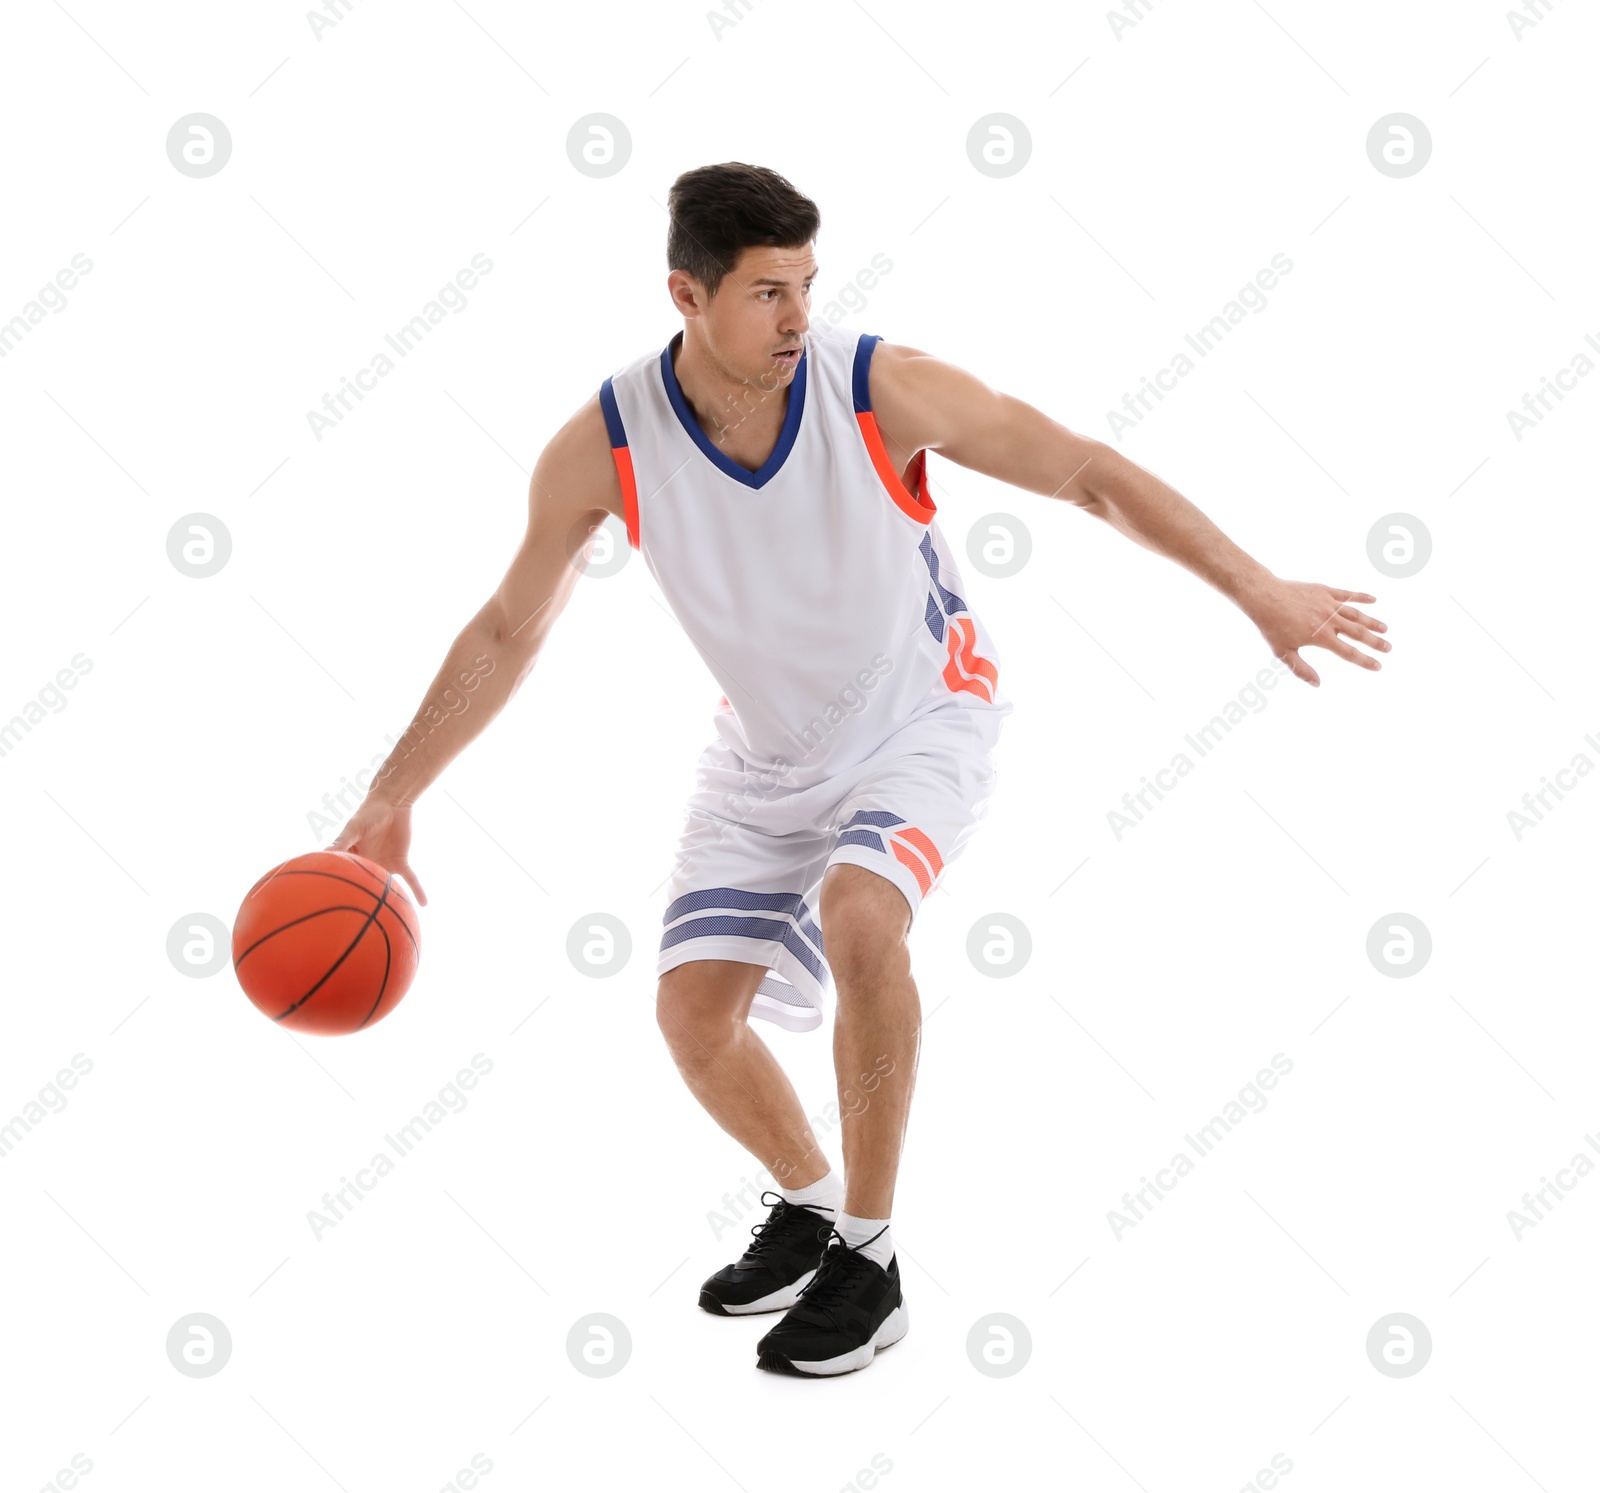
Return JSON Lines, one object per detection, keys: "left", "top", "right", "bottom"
{"left": 656, "top": 701, "right": 1006, "bottom": 1030}
{"left": 821, "top": 701, "right": 1006, "bottom": 927}
{"left": 820, "top": 862, "right": 912, "bottom": 925}
{"left": 657, "top": 799, "right": 835, "bottom": 1035}
{"left": 656, "top": 958, "right": 772, "bottom": 1037}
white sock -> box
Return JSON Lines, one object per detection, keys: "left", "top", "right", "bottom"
{"left": 837, "top": 1210, "right": 894, "bottom": 1269}
{"left": 778, "top": 1168, "right": 842, "bottom": 1221}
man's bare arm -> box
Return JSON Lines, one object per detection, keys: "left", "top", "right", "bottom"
{"left": 363, "top": 396, "right": 623, "bottom": 811}
{"left": 869, "top": 343, "right": 1390, "bottom": 686}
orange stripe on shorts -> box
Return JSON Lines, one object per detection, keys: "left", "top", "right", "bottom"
{"left": 891, "top": 839, "right": 933, "bottom": 895}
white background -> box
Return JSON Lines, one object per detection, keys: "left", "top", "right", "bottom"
{"left": 2, "top": 1, "right": 1597, "bottom": 1489}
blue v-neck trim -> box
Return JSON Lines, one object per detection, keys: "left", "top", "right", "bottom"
{"left": 659, "top": 330, "right": 807, "bottom": 490}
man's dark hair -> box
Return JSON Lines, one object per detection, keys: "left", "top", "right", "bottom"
{"left": 666, "top": 162, "right": 820, "bottom": 301}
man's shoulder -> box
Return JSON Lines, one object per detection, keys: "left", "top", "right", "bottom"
{"left": 813, "top": 324, "right": 934, "bottom": 411}
{"left": 538, "top": 392, "right": 625, "bottom": 524}
{"left": 838, "top": 327, "right": 937, "bottom": 397}
{"left": 864, "top": 324, "right": 934, "bottom": 408}
{"left": 862, "top": 332, "right": 934, "bottom": 369}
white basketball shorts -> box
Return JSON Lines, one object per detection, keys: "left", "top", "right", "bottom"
{"left": 656, "top": 697, "right": 1011, "bottom": 1032}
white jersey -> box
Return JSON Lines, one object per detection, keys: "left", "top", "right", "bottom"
{"left": 599, "top": 320, "right": 1009, "bottom": 791}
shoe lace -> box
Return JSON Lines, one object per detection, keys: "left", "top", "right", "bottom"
{"left": 744, "top": 1191, "right": 825, "bottom": 1260}
{"left": 795, "top": 1225, "right": 887, "bottom": 1317}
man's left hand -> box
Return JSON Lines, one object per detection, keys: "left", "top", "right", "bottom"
{"left": 1244, "top": 579, "right": 1391, "bottom": 687}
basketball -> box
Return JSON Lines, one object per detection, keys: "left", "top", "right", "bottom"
{"left": 232, "top": 849, "right": 421, "bottom": 1035}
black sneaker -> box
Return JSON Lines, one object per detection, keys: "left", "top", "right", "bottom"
{"left": 755, "top": 1226, "right": 908, "bottom": 1376}
{"left": 698, "top": 1192, "right": 834, "bottom": 1316}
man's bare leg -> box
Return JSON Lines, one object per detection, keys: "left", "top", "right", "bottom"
{"left": 656, "top": 959, "right": 830, "bottom": 1189}
{"left": 744, "top": 865, "right": 918, "bottom": 1370}
{"left": 817, "top": 864, "right": 920, "bottom": 1221}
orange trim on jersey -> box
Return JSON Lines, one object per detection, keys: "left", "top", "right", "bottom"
{"left": 891, "top": 839, "right": 934, "bottom": 896}
{"left": 943, "top": 616, "right": 999, "bottom": 703}
{"left": 609, "top": 445, "right": 640, "bottom": 550}
{"left": 857, "top": 411, "right": 936, "bottom": 525}
{"left": 901, "top": 448, "right": 931, "bottom": 511}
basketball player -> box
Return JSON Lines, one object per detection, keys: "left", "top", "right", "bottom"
{"left": 331, "top": 163, "right": 1391, "bottom": 1377}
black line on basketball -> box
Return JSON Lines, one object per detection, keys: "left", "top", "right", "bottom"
{"left": 355, "top": 920, "right": 394, "bottom": 1031}
{"left": 309, "top": 865, "right": 419, "bottom": 946}
{"left": 267, "top": 876, "right": 396, "bottom": 1020}
{"left": 328, "top": 853, "right": 389, "bottom": 896}
{"left": 252, "top": 867, "right": 383, "bottom": 901}
{"left": 235, "top": 905, "right": 380, "bottom": 968}
{"left": 243, "top": 869, "right": 419, "bottom": 954}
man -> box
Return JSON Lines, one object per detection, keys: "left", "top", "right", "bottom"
{"left": 331, "top": 161, "right": 1391, "bottom": 1378}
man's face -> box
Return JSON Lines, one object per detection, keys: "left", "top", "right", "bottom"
{"left": 696, "top": 243, "right": 816, "bottom": 389}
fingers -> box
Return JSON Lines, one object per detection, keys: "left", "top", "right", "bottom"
{"left": 1338, "top": 605, "right": 1386, "bottom": 632}
{"left": 399, "top": 864, "right": 428, "bottom": 907}
{"left": 1275, "top": 587, "right": 1389, "bottom": 684}
{"left": 1280, "top": 647, "right": 1320, "bottom": 687}
{"left": 1333, "top": 614, "right": 1392, "bottom": 653}
{"left": 1324, "top": 634, "right": 1381, "bottom": 670}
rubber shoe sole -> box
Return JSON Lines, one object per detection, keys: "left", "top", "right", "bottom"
{"left": 756, "top": 1301, "right": 910, "bottom": 1376}
{"left": 698, "top": 1268, "right": 817, "bottom": 1317}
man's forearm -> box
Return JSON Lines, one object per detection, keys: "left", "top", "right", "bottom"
{"left": 1083, "top": 451, "right": 1276, "bottom": 610}
{"left": 366, "top": 619, "right": 524, "bottom": 807}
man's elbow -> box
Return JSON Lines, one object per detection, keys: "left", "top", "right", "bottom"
{"left": 1070, "top": 440, "right": 1126, "bottom": 516}
{"left": 478, "top": 592, "right": 542, "bottom": 681}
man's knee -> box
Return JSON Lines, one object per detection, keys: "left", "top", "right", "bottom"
{"left": 655, "top": 962, "right": 752, "bottom": 1059}
{"left": 819, "top": 863, "right": 912, "bottom": 985}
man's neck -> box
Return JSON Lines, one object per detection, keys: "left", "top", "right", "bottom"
{"left": 672, "top": 329, "right": 790, "bottom": 446}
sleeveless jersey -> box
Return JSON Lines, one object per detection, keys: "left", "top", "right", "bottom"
{"left": 599, "top": 321, "right": 1009, "bottom": 792}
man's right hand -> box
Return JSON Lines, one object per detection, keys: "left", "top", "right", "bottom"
{"left": 329, "top": 796, "right": 429, "bottom": 907}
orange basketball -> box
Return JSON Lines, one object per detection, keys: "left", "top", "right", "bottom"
{"left": 232, "top": 849, "right": 421, "bottom": 1035}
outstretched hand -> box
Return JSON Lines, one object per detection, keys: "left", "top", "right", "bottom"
{"left": 1244, "top": 579, "right": 1391, "bottom": 687}
{"left": 330, "top": 796, "right": 429, "bottom": 907}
